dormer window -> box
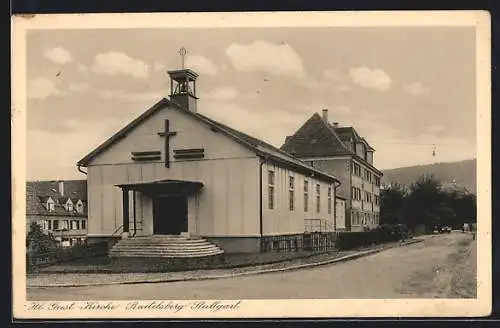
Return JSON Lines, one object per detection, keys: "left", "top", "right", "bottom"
{"left": 76, "top": 202, "right": 84, "bottom": 214}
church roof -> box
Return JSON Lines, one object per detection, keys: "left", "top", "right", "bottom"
{"left": 77, "top": 98, "right": 341, "bottom": 184}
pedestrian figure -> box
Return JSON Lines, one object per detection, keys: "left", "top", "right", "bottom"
{"left": 462, "top": 223, "right": 466, "bottom": 233}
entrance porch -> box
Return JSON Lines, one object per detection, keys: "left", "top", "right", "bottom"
{"left": 115, "top": 179, "right": 203, "bottom": 238}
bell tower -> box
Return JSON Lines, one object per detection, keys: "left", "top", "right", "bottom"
{"left": 168, "top": 47, "right": 199, "bottom": 112}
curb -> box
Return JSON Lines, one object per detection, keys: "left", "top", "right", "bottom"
{"left": 28, "top": 239, "right": 424, "bottom": 288}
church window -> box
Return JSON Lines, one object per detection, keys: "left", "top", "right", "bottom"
{"left": 327, "top": 187, "right": 332, "bottom": 214}
{"left": 268, "top": 170, "right": 275, "bottom": 210}
{"left": 316, "top": 184, "right": 321, "bottom": 213}
{"left": 288, "top": 176, "right": 295, "bottom": 211}
{"left": 304, "top": 180, "right": 309, "bottom": 212}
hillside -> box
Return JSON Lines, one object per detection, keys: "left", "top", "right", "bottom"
{"left": 381, "top": 159, "right": 477, "bottom": 194}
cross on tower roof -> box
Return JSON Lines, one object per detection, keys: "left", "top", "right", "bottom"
{"left": 178, "top": 47, "right": 188, "bottom": 69}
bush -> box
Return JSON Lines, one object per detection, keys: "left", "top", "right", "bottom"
{"left": 336, "top": 224, "right": 411, "bottom": 250}
{"left": 27, "top": 242, "right": 109, "bottom": 272}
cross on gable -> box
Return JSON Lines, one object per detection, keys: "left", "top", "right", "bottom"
{"left": 158, "top": 119, "right": 177, "bottom": 168}
{"left": 178, "top": 47, "right": 188, "bottom": 69}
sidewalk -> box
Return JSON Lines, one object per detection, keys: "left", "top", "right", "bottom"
{"left": 28, "top": 238, "right": 424, "bottom": 288}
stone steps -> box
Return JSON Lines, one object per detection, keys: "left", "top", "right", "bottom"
{"left": 109, "top": 235, "right": 224, "bottom": 259}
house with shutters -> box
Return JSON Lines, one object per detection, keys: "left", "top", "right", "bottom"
{"left": 281, "top": 109, "right": 383, "bottom": 232}
{"left": 76, "top": 66, "right": 342, "bottom": 257}
{"left": 26, "top": 180, "right": 88, "bottom": 247}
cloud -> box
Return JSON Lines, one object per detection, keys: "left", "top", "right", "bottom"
{"left": 28, "top": 78, "right": 65, "bottom": 99}
{"left": 43, "top": 47, "right": 73, "bottom": 65}
{"left": 202, "top": 86, "right": 239, "bottom": 101}
{"left": 154, "top": 61, "right": 166, "bottom": 72}
{"left": 91, "top": 52, "right": 149, "bottom": 79}
{"left": 98, "top": 88, "right": 165, "bottom": 103}
{"left": 225, "top": 40, "right": 306, "bottom": 79}
{"left": 349, "top": 66, "right": 392, "bottom": 92}
{"left": 185, "top": 55, "right": 218, "bottom": 76}
{"left": 403, "top": 82, "right": 431, "bottom": 96}
{"left": 68, "top": 82, "right": 90, "bottom": 93}
{"left": 77, "top": 64, "right": 88, "bottom": 72}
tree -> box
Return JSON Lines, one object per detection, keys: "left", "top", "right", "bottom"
{"left": 404, "top": 175, "right": 444, "bottom": 232}
{"left": 26, "top": 221, "right": 58, "bottom": 254}
{"left": 380, "top": 182, "right": 408, "bottom": 225}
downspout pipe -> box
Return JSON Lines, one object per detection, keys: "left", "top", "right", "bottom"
{"left": 259, "top": 156, "right": 267, "bottom": 250}
{"left": 132, "top": 190, "right": 137, "bottom": 237}
{"left": 333, "top": 181, "right": 341, "bottom": 231}
{"left": 77, "top": 164, "right": 88, "bottom": 175}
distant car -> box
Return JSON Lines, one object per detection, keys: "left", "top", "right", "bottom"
{"left": 439, "top": 226, "right": 452, "bottom": 234}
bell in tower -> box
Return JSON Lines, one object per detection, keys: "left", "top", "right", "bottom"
{"left": 167, "top": 47, "right": 199, "bottom": 113}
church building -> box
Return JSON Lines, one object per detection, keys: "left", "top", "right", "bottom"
{"left": 77, "top": 64, "right": 341, "bottom": 255}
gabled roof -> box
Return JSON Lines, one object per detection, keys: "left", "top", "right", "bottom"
{"left": 77, "top": 98, "right": 341, "bottom": 184}
{"left": 59, "top": 197, "right": 72, "bottom": 204}
{"left": 26, "top": 180, "right": 88, "bottom": 217}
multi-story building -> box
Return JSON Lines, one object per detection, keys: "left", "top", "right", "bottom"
{"left": 281, "top": 109, "right": 383, "bottom": 232}
{"left": 26, "top": 180, "right": 88, "bottom": 247}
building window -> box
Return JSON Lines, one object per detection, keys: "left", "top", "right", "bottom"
{"left": 268, "top": 170, "right": 275, "bottom": 210}
{"left": 76, "top": 202, "right": 84, "bottom": 213}
{"left": 374, "top": 176, "right": 380, "bottom": 187}
{"left": 81, "top": 220, "right": 86, "bottom": 230}
{"left": 316, "top": 184, "right": 321, "bottom": 213}
{"left": 304, "top": 180, "right": 309, "bottom": 212}
{"left": 352, "top": 187, "right": 362, "bottom": 201}
{"left": 289, "top": 176, "right": 295, "bottom": 211}
{"left": 352, "top": 163, "right": 361, "bottom": 176}
{"left": 47, "top": 220, "right": 52, "bottom": 230}
{"left": 53, "top": 220, "right": 59, "bottom": 230}
{"left": 327, "top": 187, "right": 332, "bottom": 214}
{"left": 47, "top": 201, "right": 55, "bottom": 212}
{"left": 67, "top": 202, "right": 74, "bottom": 212}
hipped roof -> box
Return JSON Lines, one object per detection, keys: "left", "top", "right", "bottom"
{"left": 281, "top": 113, "right": 382, "bottom": 175}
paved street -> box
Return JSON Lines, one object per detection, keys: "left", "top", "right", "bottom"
{"left": 27, "top": 232, "right": 476, "bottom": 300}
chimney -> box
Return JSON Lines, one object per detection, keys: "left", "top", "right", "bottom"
{"left": 322, "top": 109, "right": 328, "bottom": 122}
{"left": 58, "top": 181, "right": 64, "bottom": 196}
{"left": 333, "top": 122, "right": 339, "bottom": 128}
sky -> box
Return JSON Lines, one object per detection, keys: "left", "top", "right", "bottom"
{"left": 25, "top": 26, "right": 477, "bottom": 181}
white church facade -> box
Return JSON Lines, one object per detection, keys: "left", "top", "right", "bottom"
{"left": 77, "top": 68, "right": 341, "bottom": 254}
